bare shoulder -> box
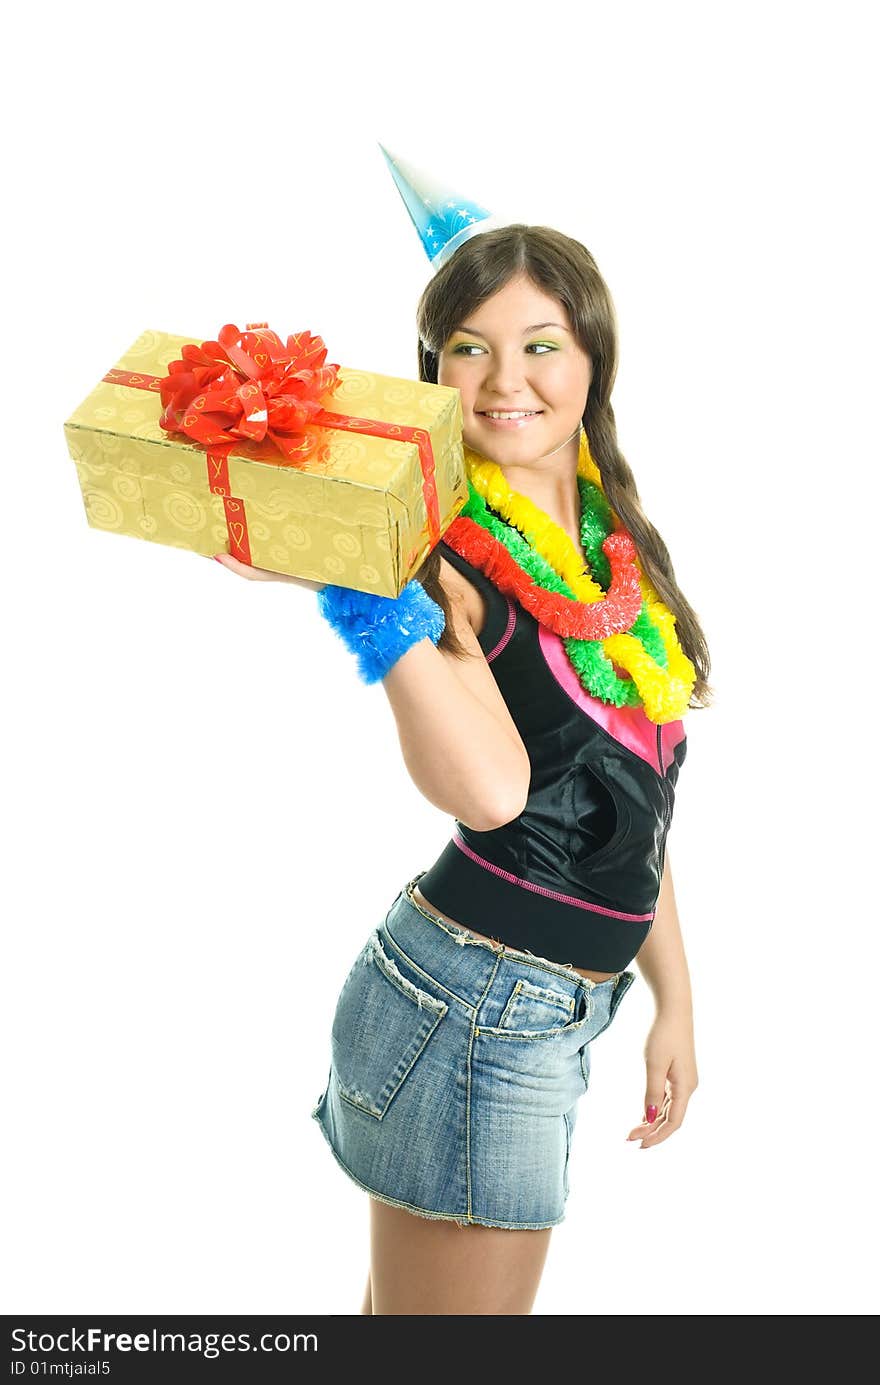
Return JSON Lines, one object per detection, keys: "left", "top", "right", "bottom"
{"left": 438, "top": 554, "right": 487, "bottom": 638}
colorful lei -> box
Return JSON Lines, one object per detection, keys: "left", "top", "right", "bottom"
{"left": 441, "top": 429, "right": 696, "bottom": 724}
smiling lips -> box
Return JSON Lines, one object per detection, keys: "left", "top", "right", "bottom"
{"left": 479, "top": 409, "right": 543, "bottom": 419}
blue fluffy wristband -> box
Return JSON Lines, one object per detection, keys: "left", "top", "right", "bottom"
{"left": 316, "top": 579, "right": 446, "bottom": 684}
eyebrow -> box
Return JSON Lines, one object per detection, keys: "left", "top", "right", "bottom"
{"left": 453, "top": 322, "right": 570, "bottom": 337}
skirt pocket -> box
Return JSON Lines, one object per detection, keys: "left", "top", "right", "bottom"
{"left": 478, "top": 977, "right": 593, "bottom": 1041}
{"left": 331, "top": 929, "right": 449, "bottom": 1121}
{"left": 496, "top": 977, "right": 579, "bottom": 1034}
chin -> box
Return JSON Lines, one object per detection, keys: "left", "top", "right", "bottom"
{"left": 466, "top": 433, "right": 540, "bottom": 460}
{"left": 471, "top": 417, "right": 549, "bottom": 441}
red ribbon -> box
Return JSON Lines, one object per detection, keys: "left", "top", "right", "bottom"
{"left": 102, "top": 322, "right": 441, "bottom": 567}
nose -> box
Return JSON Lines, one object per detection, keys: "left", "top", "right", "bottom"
{"left": 481, "top": 349, "right": 531, "bottom": 399}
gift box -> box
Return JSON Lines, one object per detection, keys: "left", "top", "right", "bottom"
{"left": 63, "top": 324, "right": 467, "bottom": 596}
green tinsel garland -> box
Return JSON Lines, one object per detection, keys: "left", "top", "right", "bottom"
{"left": 460, "top": 475, "right": 668, "bottom": 708}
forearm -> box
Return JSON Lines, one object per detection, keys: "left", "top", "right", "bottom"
{"left": 635, "top": 851, "right": 694, "bottom": 1012}
{"left": 382, "top": 638, "right": 530, "bottom": 831}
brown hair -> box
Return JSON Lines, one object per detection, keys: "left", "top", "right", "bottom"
{"left": 414, "top": 223, "right": 713, "bottom": 710}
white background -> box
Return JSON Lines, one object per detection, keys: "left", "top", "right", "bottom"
{"left": 4, "top": 0, "right": 877, "bottom": 1316}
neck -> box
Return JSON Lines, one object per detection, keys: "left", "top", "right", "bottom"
{"left": 491, "top": 426, "right": 584, "bottom": 538}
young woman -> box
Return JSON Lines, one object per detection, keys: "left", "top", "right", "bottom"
{"left": 214, "top": 225, "right": 711, "bottom": 1315}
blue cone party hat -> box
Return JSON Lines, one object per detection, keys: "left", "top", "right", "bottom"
{"left": 378, "top": 143, "right": 499, "bottom": 272}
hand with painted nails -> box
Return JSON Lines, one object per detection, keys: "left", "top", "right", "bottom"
{"left": 211, "top": 553, "right": 327, "bottom": 592}
{"left": 626, "top": 1010, "right": 698, "bottom": 1149}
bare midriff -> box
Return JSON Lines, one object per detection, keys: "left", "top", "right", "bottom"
{"left": 411, "top": 883, "right": 621, "bottom": 985}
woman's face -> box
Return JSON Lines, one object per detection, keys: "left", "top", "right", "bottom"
{"left": 436, "top": 271, "right": 592, "bottom": 466}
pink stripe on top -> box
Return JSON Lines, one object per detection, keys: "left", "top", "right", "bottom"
{"left": 486, "top": 598, "right": 517, "bottom": 662}
{"left": 537, "top": 624, "right": 684, "bottom": 772}
{"left": 452, "top": 830, "right": 654, "bottom": 922}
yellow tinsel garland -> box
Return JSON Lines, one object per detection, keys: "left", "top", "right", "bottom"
{"left": 462, "top": 430, "right": 696, "bottom": 722}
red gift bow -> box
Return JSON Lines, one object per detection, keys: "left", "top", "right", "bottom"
{"left": 101, "top": 322, "right": 442, "bottom": 570}
{"left": 159, "top": 322, "right": 340, "bottom": 463}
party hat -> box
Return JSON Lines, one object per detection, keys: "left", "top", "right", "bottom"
{"left": 378, "top": 143, "right": 499, "bottom": 271}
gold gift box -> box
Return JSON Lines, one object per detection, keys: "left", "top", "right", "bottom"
{"left": 63, "top": 328, "right": 467, "bottom": 596}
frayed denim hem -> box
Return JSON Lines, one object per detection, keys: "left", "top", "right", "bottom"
{"left": 310, "top": 1103, "right": 567, "bottom": 1232}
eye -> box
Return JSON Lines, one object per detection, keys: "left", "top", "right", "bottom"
{"left": 451, "top": 342, "right": 558, "bottom": 356}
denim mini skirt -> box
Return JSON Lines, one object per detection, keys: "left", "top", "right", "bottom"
{"left": 311, "top": 872, "right": 636, "bottom": 1230}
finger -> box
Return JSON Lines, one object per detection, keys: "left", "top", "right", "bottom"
{"left": 639, "top": 1099, "right": 689, "bottom": 1148}
{"left": 625, "top": 1083, "right": 669, "bottom": 1140}
{"left": 213, "top": 553, "right": 326, "bottom": 588}
{"left": 643, "top": 1067, "right": 669, "bottom": 1127}
{"left": 626, "top": 1092, "right": 671, "bottom": 1140}
{"left": 212, "top": 553, "right": 270, "bottom": 580}
{"left": 627, "top": 1105, "right": 673, "bottom": 1146}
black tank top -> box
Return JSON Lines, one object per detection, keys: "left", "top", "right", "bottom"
{"left": 415, "top": 539, "right": 688, "bottom": 972}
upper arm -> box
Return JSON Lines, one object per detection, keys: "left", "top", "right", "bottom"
{"left": 436, "top": 558, "right": 527, "bottom": 763}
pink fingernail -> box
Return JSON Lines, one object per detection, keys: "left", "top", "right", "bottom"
{"left": 646, "top": 1105, "right": 658, "bottom": 1123}
{"left": 213, "top": 556, "right": 224, "bottom": 563}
